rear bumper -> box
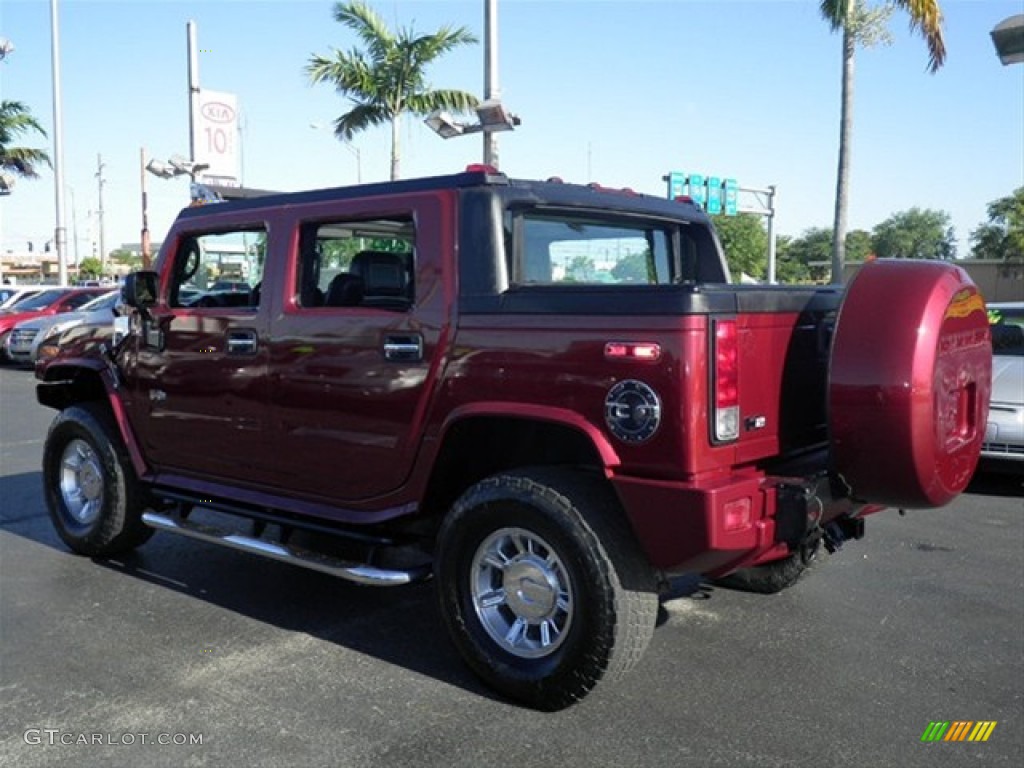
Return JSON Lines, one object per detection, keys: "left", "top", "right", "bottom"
{"left": 612, "top": 468, "right": 876, "bottom": 577}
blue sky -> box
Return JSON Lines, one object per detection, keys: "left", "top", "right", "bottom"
{"left": 1, "top": 0, "right": 1022, "bottom": 263}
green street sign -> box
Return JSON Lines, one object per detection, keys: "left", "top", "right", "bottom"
{"left": 724, "top": 178, "right": 738, "bottom": 216}
{"left": 707, "top": 176, "right": 722, "bottom": 215}
{"left": 688, "top": 174, "right": 706, "bottom": 208}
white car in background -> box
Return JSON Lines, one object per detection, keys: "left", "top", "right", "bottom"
{"left": 4, "top": 290, "right": 120, "bottom": 366}
{"left": 982, "top": 302, "right": 1024, "bottom": 473}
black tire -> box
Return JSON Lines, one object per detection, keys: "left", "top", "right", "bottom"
{"left": 435, "top": 468, "right": 658, "bottom": 710}
{"left": 715, "top": 536, "right": 822, "bottom": 594}
{"left": 42, "top": 403, "right": 153, "bottom": 556}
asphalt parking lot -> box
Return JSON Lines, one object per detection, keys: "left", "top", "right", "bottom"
{"left": 1, "top": 366, "right": 1021, "bottom": 768}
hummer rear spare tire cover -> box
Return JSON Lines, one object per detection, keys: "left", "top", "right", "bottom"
{"left": 829, "top": 259, "right": 991, "bottom": 508}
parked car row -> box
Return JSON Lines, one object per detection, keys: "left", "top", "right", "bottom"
{"left": 0, "top": 286, "right": 113, "bottom": 365}
{"left": 0, "top": 278, "right": 253, "bottom": 367}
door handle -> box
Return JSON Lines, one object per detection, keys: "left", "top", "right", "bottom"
{"left": 383, "top": 334, "right": 423, "bottom": 362}
{"left": 227, "top": 329, "right": 258, "bottom": 356}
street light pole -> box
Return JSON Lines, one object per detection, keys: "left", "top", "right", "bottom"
{"left": 49, "top": 0, "right": 68, "bottom": 286}
{"left": 187, "top": 20, "right": 200, "bottom": 163}
{"left": 483, "top": 0, "right": 499, "bottom": 168}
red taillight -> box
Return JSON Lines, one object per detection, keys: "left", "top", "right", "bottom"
{"left": 465, "top": 164, "right": 499, "bottom": 174}
{"left": 714, "top": 319, "right": 739, "bottom": 442}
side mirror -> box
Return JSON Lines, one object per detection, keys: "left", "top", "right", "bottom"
{"left": 122, "top": 271, "right": 158, "bottom": 310}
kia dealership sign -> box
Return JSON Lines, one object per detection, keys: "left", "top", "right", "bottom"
{"left": 193, "top": 90, "right": 239, "bottom": 185}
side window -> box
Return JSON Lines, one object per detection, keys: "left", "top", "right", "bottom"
{"left": 295, "top": 217, "right": 415, "bottom": 311}
{"left": 169, "top": 228, "right": 267, "bottom": 309}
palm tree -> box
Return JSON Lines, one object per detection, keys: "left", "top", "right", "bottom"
{"left": 307, "top": 0, "right": 479, "bottom": 181}
{"left": 821, "top": 0, "right": 946, "bottom": 283}
{"left": 0, "top": 100, "right": 51, "bottom": 180}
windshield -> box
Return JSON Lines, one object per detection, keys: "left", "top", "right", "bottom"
{"left": 9, "top": 289, "right": 66, "bottom": 311}
{"left": 990, "top": 306, "right": 1024, "bottom": 357}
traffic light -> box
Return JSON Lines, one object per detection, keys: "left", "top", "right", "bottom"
{"left": 27, "top": 241, "right": 33, "bottom": 252}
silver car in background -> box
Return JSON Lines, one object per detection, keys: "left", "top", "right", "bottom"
{"left": 4, "top": 290, "right": 120, "bottom": 365}
{"left": 982, "top": 302, "right": 1024, "bottom": 472}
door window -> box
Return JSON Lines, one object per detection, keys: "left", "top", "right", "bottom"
{"left": 169, "top": 228, "right": 267, "bottom": 308}
{"left": 295, "top": 217, "right": 415, "bottom": 311}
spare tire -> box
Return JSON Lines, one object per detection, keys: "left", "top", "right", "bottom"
{"left": 829, "top": 259, "right": 991, "bottom": 508}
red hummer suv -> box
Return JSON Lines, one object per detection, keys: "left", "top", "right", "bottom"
{"left": 36, "top": 169, "right": 991, "bottom": 709}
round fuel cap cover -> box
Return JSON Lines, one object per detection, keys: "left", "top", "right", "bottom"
{"left": 605, "top": 380, "right": 661, "bottom": 443}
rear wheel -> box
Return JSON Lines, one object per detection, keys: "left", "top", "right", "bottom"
{"left": 435, "top": 469, "right": 658, "bottom": 710}
{"left": 715, "top": 536, "right": 821, "bottom": 594}
{"left": 43, "top": 403, "right": 153, "bottom": 556}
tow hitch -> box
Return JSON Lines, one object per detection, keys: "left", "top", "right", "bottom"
{"left": 823, "top": 516, "right": 865, "bottom": 554}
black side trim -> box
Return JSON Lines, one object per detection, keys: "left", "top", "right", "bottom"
{"left": 461, "top": 284, "right": 844, "bottom": 316}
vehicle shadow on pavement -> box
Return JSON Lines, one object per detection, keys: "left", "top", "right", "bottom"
{"left": 0, "top": 472, "right": 497, "bottom": 703}
{"left": 100, "top": 543, "right": 506, "bottom": 702}
{"left": 2, "top": 468, "right": 725, "bottom": 705}
{"left": 1, "top": 485, "right": 699, "bottom": 708}
{"left": 0, "top": 471, "right": 50, "bottom": 527}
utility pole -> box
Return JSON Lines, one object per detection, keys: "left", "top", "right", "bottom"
{"left": 483, "top": 0, "right": 499, "bottom": 168}
{"left": 95, "top": 153, "right": 106, "bottom": 275}
{"left": 187, "top": 21, "right": 200, "bottom": 164}
{"left": 50, "top": 0, "right": 68, "bottom": 286}
{"left": 69, "top": 185, "right": 79, "bottom": 266}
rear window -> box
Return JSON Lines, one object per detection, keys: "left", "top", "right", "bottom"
{"left": 505, "top": 210, "right": 722, "bottom": 287}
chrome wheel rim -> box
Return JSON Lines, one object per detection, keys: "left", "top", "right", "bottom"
{"left": 59, "top": 438, "right": 104, "bottom": 525}
{"left": 470, "top": 527, "right": 573, "bottom": 659}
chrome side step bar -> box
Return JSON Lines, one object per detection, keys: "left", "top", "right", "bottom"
{"left": 141, "top": 512, "right": 430, "bottom": 587}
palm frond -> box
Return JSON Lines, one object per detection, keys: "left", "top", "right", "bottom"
{"left": 893, "top": 0, "right": 946, "bottom": 71}
{"left": 307, "top": 50, "right": 382, "bottom": 98}
{"left": 819, "top": 0, "right": 849, "bottom": 31}
{"left": 0, "top": 147, "right": 52, "bottom": 177}
{"left": 0, "top": 100, "right": 50, "bottom": 178}
{"left": 405, "top": 89, "right": 479, "bottom": 117}
{"left": 333, "top": 1, "right": 394, "bottom": 64}
{"left": 334, "top": 103, "right": 390, "bottom": 141}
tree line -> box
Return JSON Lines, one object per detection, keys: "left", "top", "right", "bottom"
{"left": 713, "top": 187, "right": 1024, "bottom": 283}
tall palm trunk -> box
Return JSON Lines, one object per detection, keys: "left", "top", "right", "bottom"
{"left": 830, "top": 10, "right": 856, "bottom": 284}
{"left": 390, "top": 116, "right": 401, "bottom": 181}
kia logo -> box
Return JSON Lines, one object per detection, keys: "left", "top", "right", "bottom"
{"left": 201, "top": 101, "right": 235, "bottom": 123}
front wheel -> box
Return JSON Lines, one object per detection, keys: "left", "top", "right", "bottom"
{"left": 435, "top": 469, "right": 658, "bottom": 710}
{"left": 42, "top": 403, "right": 153, "bottom": 556}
